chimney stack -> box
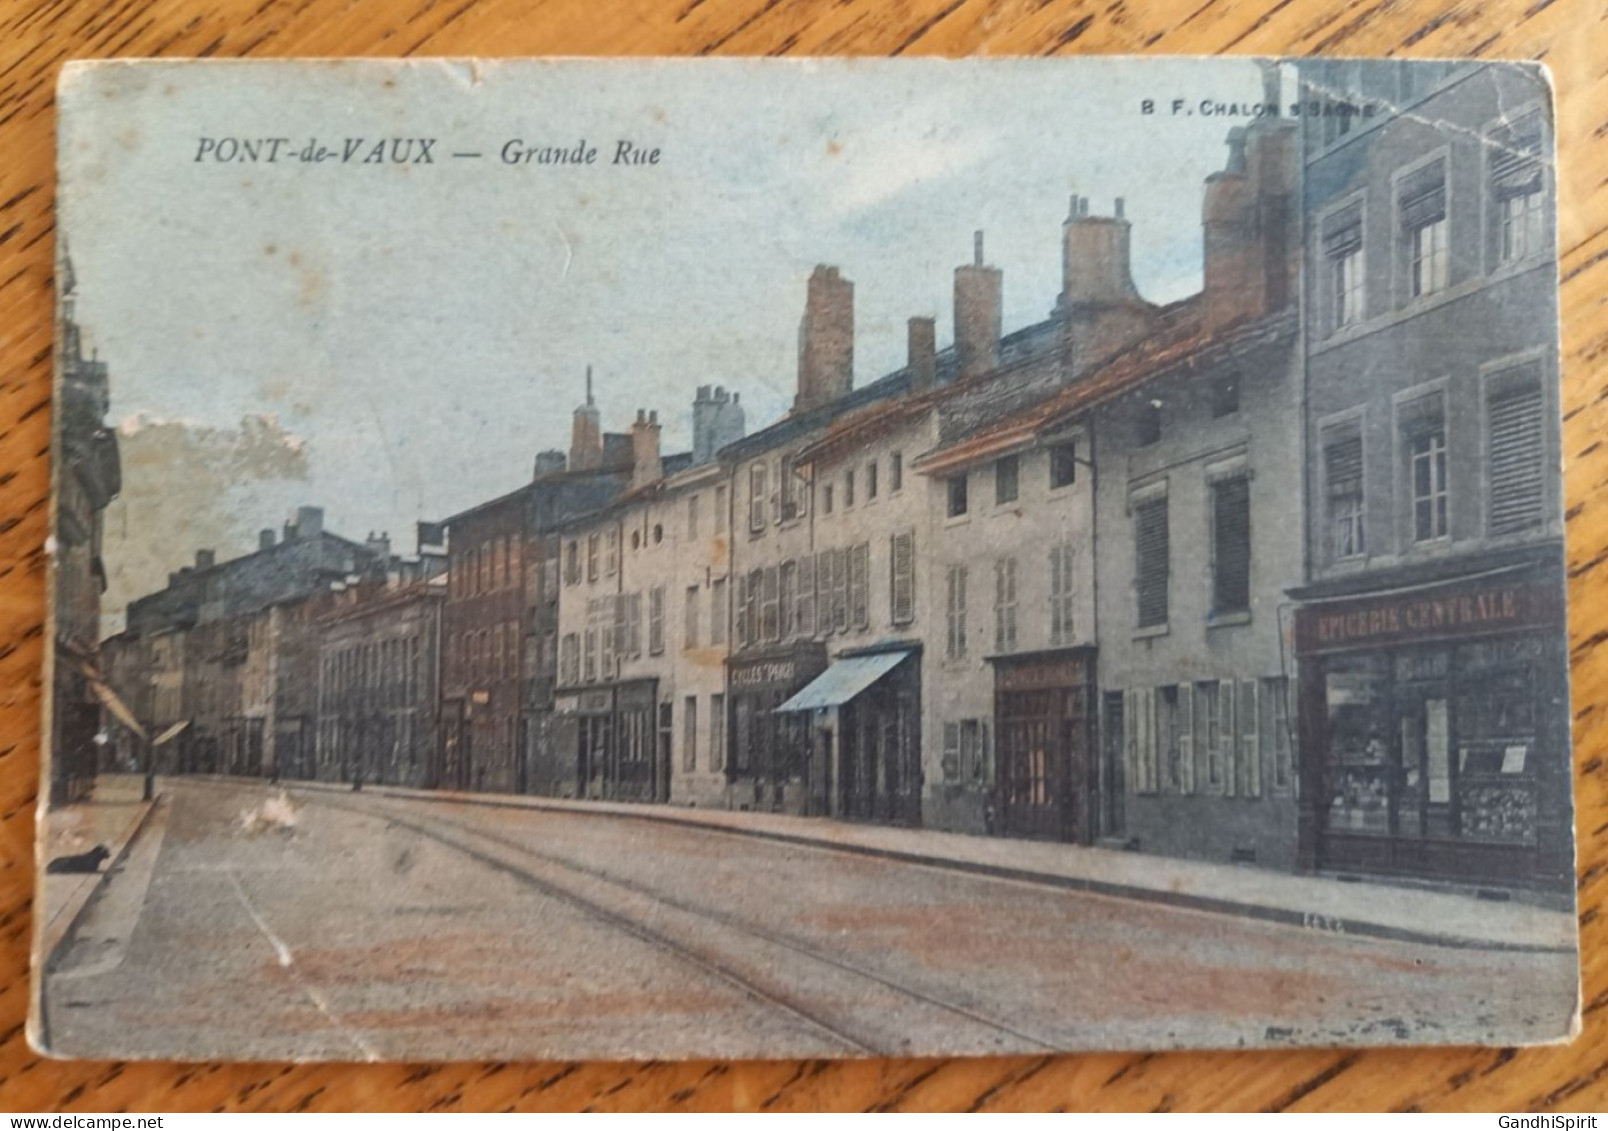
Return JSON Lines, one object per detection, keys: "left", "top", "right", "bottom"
{"left": 1202, "top": 118, "right": 1297, "bottom": 333}
{"left": 366, "top": 530, "right": 391, "bottom": 559}
{"left": 1060, "top": 198, "right": 1141, "bottom": 308}
{"left": 295, "top": 505, "right": 324, "bottom": 539}
{"left": 534, "top": 449, "right": 567, "bottom": 477}
{"left": 908, "top": 316, "right": 937, "bottom": 392}
{"left": 570, "top": 366, "right": 604, "bottom": 471}
{"left": 795, "top": 265, "right": 854, "bottom": 412}
{"left": 954, "top": 230, "right": 1003, "bottom": 381}
{"left": 630, "top": 408, "right": 662, "bottom": 491}
{"left": 259, "top": 528, "right": 276, "bottom": 551}
{"left": 692, "top": 384, "right": 746, "bottom": 465}
{"left": 195, "top": 548, "right": 216, "bottom": 570}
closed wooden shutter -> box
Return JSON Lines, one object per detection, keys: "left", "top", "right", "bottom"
{"left": 1220, "top": 678, "right": 1237, "bottom": 798}
{"left": 890, "top": 531, "right": 915, "bottom": 626}
{"left": 1135, "top": 497, "right": 1169, "bottom": 628}
{"left": 798, "top": 554, "right": 817, "bottom": 636}
{"left": 734, "top": 574, "right": 749, "bottom": 648}
{"left": 1400, "top": 163, "right": 1446, "bottom": 228}
{"left": 850, "top": 543, "right": 869, "bottom": 630}
{"left": 649, "top": 586, "right": 665, "bottom": 655}
{"left": 1177, "top": 683, "right": 1194, "bottom": 795}
{"left": 1491, "top": 113, "right": 1543, "bottom": 199}
{"left": 1239, "top": 679, "right": 1261, "bottom": 798}
{"left": 816, "top": 550, "right": 833, "bottom": 636}
{"left": 761, "top": 566, "right": 779, "bottom": 642}
{"left": 1488, "top": 380, "right": 1545, "bottom": 535}
{"left": 832, "top": 548, "right": 849, "bottom": 633}
{"left": 1213, "top": 478, "right": 1252, "bottom": 614}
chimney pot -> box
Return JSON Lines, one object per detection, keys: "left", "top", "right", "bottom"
{"left": 974, "top": 230, "right": 984, "bottom": 266}
{"left": 195, "top": 548, "right": 216, "bottom": 570}
{"left": 1115, "top": 197, "right": 1125, "bottom": 219}
{"left": 259, "top": 528, "right": 276, "bottom": 551}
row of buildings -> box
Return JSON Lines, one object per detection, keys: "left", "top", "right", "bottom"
{"left": 92, "top": 61, "right": 1570, "bottom": 893}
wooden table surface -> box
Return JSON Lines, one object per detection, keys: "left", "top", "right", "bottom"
{"left": 2, "top": 0, "right": 1605, "bottom": 1113}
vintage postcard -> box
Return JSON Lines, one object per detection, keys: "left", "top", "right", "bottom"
{"left": 37, "top": 57, "right": 1578, "bottom": 1061}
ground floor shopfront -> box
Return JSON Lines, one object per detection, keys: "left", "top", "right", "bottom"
{"left": 550, "top": 678, "right": 669, "bottom": 803}
{"left": 725, "top": 644, "right": 826, "bottom": 815}
{"left": 1292, "top": 552, "right": 1572, "bottom": 893}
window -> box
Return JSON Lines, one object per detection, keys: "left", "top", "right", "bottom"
{"left": 748, "top": 463, "right": 767, "bottom": 533}
{"left": 1196, "top": 681, "right": 1224, "bottom": 793}
{"left": 684, "top": 585, "right": 700, "bottom": 650}
{"left": 683, "top": 697, "right": 698, "bottom": 773}
{"left": 850, "top": 543, "right": 870, "bottom": 630}
{"left": 494, "top": 537, "right": 508, "bottom": 588}
{"left": 687, "top": 494, "right": 699, "bottom": 540}
{"left": 823, "top": 484, "right": 835, "bottom": 514}
{"left": 583, "top": 628, "right": 596, "bottom": 682}
{"left": 1235, "top": 680, "right": 1261, "bottom": 799}
{"left": 1137, "top": 399, "right": 1162, "bottom": 447}
{"left": 710, "top": 578, "right": 727, "bottom": 645}
{"left": 1123, "top": 687, "right": 1159, "bottom": 795}
{"left": 710, "top": 694, "right": 725, "bottom": 772}
{"left": 1485, "top": 368, "right": 1547, "bottom": 536}
{"left": 1492, "top": 112, "right": 1545, "bottom": 265}
{"left": 586, "top": 533, "right": 599, "bottom": 581}
{"left": 779, "top": 561, "right": 796, "bottom": 639}
{"left": 1324, "top": 430, "right": 1366, "bottom": 561}
{"left": 945, "top": 566, "right": 968, "bottom": 660}
{"left": 478, "top": 545, "right": 490, "bottom": 593}
{"left": 1323, "top": 204, "right": 1364, "bottom": 330}
{"left": 867, "top": 460, "right": 878, "bottom": 500}
{"left": 1211, "top": 372, "right": 1240, "bottom": 418}
{"left": 890, "top": 451, "right": 903, "bottom": 493}
{"left": 890, "top": 530, "right": 915, "bottom": 626}
{"left": 1159, "top": 685, "right": 1193, "bottom": 794}
{"left": 1401, "top": 161, "right": 1448, "bottom": 298}
{"left": 564, "top": 541, "right": 579, "bottom": 584}
{"left": 814, "top": 550, "right": 833, "bottom": 637}
{"left": 649, "top": 586, "right": 665, "bottom": 654}
{"left": 1049, "top": 543, "right": 1076, "bottom": 647}
{"left": 653, "top": 523, "right": 663, "bottom": 545}
{"left": 1403, "top": 395, "right": 1448, "bottom": 542}
{"left": 942, "top": 720, "right": 990, "bottom": 784}
{"left": 600, "top": 599, "right": 616, "bottom": 675}
{"left": 1211, "top": 476, "right": 1251, "bottom": 615}
{"left": 995, "top": 455, "right": 1019, "bottom": 505}
{"left": 492, "top": 625, "right": 504, "bottom": 681}
{"left": 844, "top": 469, "right": 856, "bottom": 508}
{"left": 715, "top": 485, "right": 728, "bottom": 533}
{"left": 1134, "top": 495, "right": 1169, "bottom": 628}
{"left": 947, "top": 474, "right": 969, "bottom": 518}
{"left": 1261, "top": 676, "right": 1293, "bottom": 793}
{"left": 993, "top": 557, "right": 1018, "bottom": 654}
{"left": 605, "top": 528, "right": 619, "bottom": 576}
{"left": 780, "top": 454, "right": 804, "bottom": 522}
{"left": 796, "top": 554, "right": 817, "bottom": 637}
{"left": 831, "top": 548, "right": 849, "bottom": 633}
{"left": 1049, "top": 441, "right": 1078, "bottom": 489}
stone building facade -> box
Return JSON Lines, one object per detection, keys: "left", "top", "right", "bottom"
{"left": 1289, "top": 61, "right": 1570, "bottom": 891}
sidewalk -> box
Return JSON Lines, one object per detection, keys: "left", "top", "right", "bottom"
{"left": 36, "top": 774, "right": 157, "bottom": 962}
{"left": 270, "top": 777, "right": 1576, "bottom": 953}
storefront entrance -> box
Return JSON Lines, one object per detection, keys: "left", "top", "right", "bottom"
{"left": 1295, "top": 565, "right": 1570, "bottom": 891}
{"left": 992, "top": 649, "right": 1097, "bottom": 844}
{"left": 727, "top": 643, "right": 827, "bottom": 814}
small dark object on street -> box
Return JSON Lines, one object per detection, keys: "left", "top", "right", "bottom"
{"left": 46, "top": 845, "right": 109, "bottom": 874}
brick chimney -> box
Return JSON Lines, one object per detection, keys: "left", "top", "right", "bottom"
{"left": 1057, "top": 195, "right": 1160, "bottom": 378}
{"left": 908, "top": 316, "right": 937, "bottom": 392}
{"left": 258, "top": 528, "right": 276, "bottom": 551}
{"left": 533, "top": 450, "right": 567, "bottom": 477}
{"left": 195, "top": 548, "right": 216, "bottom": 570}
{"left": 630, "top": 409, "right": 662, "bottom": 491}
{"left": 570, "top": 366, "right": 604, "bottom": 471}
{"left": 954, "top": 231, "right": 1002, "bottom": 381}
{"left": 295, "top": 505, "right": 324, "bottom": 539}
{"left": 692, "top": 384, "right": 745, "bottom": 465}
{"left": 1202, "top": 115, "right": 1298, "bottom": 333}
{"left": 795, "top": 265, "right": 853, "bottom": 412}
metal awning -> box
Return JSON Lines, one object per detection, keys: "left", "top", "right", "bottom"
{"left": 775, "top": 650, "right": 913, "bottom": 713}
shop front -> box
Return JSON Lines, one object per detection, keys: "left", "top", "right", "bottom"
{"left": 552, "top": 678, "right": 665, "bottom": 802}
{"left": 989, "top": 648, "right": 1098, "bottom": 844}
{"left": 1293, "top": 561, "right": 1571, "bottom": 892}
{"left": 726, "top": 643, "right": 827, "bottom": 815}
{"left": 777, "top": 644, "right": 922, "bottom": 826}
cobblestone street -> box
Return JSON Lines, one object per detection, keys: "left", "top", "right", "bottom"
{"left": 39, "top": 779, "right": 1580, "bottom": 1061}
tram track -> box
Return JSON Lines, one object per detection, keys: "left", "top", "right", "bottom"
{"left": 303, "top": 789, "right": 1063, "bottom": 1057}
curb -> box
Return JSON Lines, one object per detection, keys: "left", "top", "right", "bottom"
{"left": 31, "top": 792, "right": 162, "bottom": 1056}
{"left": 206, "top": 776, "right": 1573, "bottom": 955}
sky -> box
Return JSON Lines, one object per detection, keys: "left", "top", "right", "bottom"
{"left": 58, "top": 57, "right": 1273, "bottom": 625}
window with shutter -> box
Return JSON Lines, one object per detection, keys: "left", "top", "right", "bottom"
{"left": 601, "top": 600, "right": 617, "bottom": 676}
{"left": 1159, "top": 685, "right": 1181, "bottom": 793}
{"left": 942, "top": 722, "right": 960, "bottom": 781}
{"left": 850, "top": 543, "right": 870, "bottom": 629}
{"left": 760, "top": 566, "right": 780, "bottom": 642}
{"left": 684, "top": 585, "right": 700, "bottom": 650}
{"left": 1135, "top": 496, "right": 1169, "bottom": 628}
{"left": 890, "top": 531, "right": 915, "bottom": 626}
{"left": 779, "top": 561, "right": 795, "bottom": 639}
{"left": 1212, "top": 476, "right": 1251, "bottom": 615}
{"left": 1049, "top": 441, "right": 1078, "bottom": 489}
{"left": 747, "top": 569, "right": 763, "bottom": 645}
{"left": 628, "top": 593, "right": 643, "bottom": 657}
{"left": 1323, "top": 203, "right": 1364, "bottom": 330}
{"left": 1196, "top": 682, "right": 1223, "bottom": 793}
{"left": 748, "top": 463, "right": 767, "bottom": 533}
{"left": 945, "top": 566, "right": 968, "bottom": 659}
{"left": 583, "top": 628, "right": 596, "bottom": 681}
{"left": 816, "top": 550, "right": 833, "bottom": 636}
{"left": 1400, "top": 161, "right": 1448, "bottom": 297}
{"left": 734, "top": 574, "right": 749, "bottom": 648}
{"left": 1238, "top": 679, "right": 1261, "bottom": 798}
{"left": 649, "top": 586, "right": 665, "bottom": 655}
{"left": 1491, "top": 113, "right": 1545, "bottom": 264}
{"left": 605, "top": 529, "right": 618, "bottom": 576}
{"left": 683, "top": 697, "right": 697, "bottom": 773}
{"left": 832, "top": 548, "right": 850, "bottom": 633}
{"left": 1049, "top": 543, "right": 1076, "bottom": 646}
{"left": 1487, "top": 376, "right": 1545, "bottom": 536}
{"left": 1220, "top": 678, "right": 1237, "bottom": 797}
{"left": 1324, "top": 432, "right": 1365, "bottom": 560}
{"left": 715, "top": 485, "right": 728, "bottom": 534}
{"left": 687, "top": 494, "right": 699, "bottom": 539}
{"left": 1177, "top": 681, "right": 1194, "bottom": 795}
{"left": 797, "top": 555, "right": 816, "bottom": 636}
{"left": 709, "top": 693, "right": 725, "bottom": 772}
{"left": 993, "top": 557, "right": 1017, "bottom": 654}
